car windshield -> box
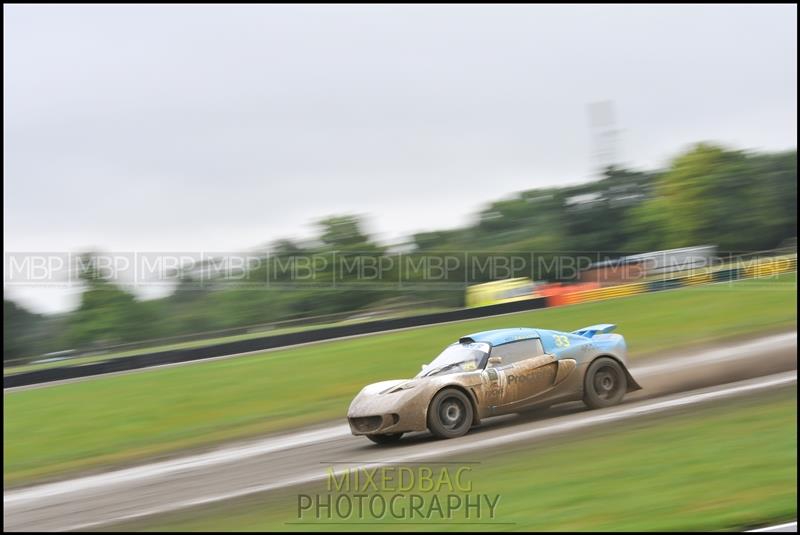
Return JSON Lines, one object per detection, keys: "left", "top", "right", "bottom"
{"left": 417, "top": 342, "right": 490, "bottom": 377}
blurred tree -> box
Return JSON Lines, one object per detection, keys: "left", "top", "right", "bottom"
{"left": 4, "top": 298, "right": 42, "bottom": 361}
{"left": 748, "top": 150, "right": 797, "bottom": 249}
{"left": 629, "top": 144, "right": 797, "bottom": 251}
{"left": 562, "top": 167, "right": 655, "bottom": 252}
{"left": 318, "top": 215, "right": 375, "bottom": 250}
{"left": 271, "top": 238, "right": 306, "bottom": 255}
{"left": 63, "top": 252, "right": 165, "bottom": 349}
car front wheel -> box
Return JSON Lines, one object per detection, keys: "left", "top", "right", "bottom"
{"left": 427, "top": 388, "right": 474, "bottom": 439}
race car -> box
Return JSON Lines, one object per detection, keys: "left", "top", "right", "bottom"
{"left": 347, "top": 325, "right": 641, "bottom": 444}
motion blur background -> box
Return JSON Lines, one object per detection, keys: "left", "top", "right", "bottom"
{"left": 4, "top": 4, "right": 797, "bottom": 364}
{"left": 3, "top": 4, "right": 797, "bottom": 532}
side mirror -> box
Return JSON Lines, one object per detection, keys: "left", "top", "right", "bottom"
{"left": 488, "top": 356, "right": 503, "bottom": 366}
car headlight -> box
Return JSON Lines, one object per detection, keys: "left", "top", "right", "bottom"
{"left": 385, "top": 382, "right": 416, "bottom": 394}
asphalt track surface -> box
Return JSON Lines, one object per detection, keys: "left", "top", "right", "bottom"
{"left": 4, "top": 332, "right": 797, "bottom": 532}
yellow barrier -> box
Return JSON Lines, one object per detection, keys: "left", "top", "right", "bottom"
{"left": 465, "top": 277, "right": 537, "bottom": 308}
{"left": 743, "top": 256, "right": 797, "bottom": 279}
{"left": 561, "top": 282, "right": 647, "bottom": 305}
{"left": 684, "top": 272, "right": 713, "bottom": 286}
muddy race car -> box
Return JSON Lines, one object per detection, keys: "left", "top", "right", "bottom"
{"left": 347, "top": 325, "right": 641, "bottom": 444}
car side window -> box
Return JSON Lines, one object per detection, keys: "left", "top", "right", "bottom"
{"left": 491, "top": 339, "right": 545, "bottom": 365}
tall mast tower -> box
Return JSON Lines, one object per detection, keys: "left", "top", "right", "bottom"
{"left": 587, "top": 100, "right": 619, "bottom": 176}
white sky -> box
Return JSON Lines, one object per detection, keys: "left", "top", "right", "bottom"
{"left": 4, "top": 4, "right": 797, "bottom": 313}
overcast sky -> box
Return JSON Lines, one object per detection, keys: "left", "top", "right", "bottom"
{"left": 4, "top": 4, "right": 797, "bottom": 312}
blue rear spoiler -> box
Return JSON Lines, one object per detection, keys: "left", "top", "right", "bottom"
{"left": 572, "top": 324, "right": 617, "bottom": 338}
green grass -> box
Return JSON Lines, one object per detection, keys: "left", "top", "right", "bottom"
{"left": 114, "top": 388, "right": 798, "bottom": 532}
{"left": 3, "top": 274, "right": 796, "bottom": 486}
{"left": 3, "top": 306, "right": 453, "bottom": 376}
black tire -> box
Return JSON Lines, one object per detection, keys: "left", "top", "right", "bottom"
{"left": 366, "top": 433, "right": 403, "bottom": 445}
{"left": 583, "top": 357, "right": 628, "bottom": 409}
{"left": 427, "top": 388, "right": 474, "bottom": 439}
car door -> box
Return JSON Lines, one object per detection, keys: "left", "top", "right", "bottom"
{"left": 488, "top": 338, "right": 557, "bottom": 411}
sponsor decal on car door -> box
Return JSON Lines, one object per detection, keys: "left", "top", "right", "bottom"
{"left": 497, "top": 354, "right": 558, "bottom": 409}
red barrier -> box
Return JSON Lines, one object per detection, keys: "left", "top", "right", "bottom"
{"left": 538, "top": 282, "right": 601, "bottom": 307}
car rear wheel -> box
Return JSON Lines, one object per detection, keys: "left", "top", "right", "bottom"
{"left": 428, "top": 388, "right": 473, "bottom": 439}
{"left": 366, "top": 433, "right": 403, "bottom": 445}
{"left": 583, "top": 357, "right": 627, "bottom": 409}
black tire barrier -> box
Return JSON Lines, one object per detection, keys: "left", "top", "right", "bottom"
{"left": 646, "top": 278, "right": 685, "bottom": 293}
{"left": 4, "top": 297, "right": 548, "bottom": 388}
{"left": 713, "top": 268, "right": 742, "bottom": 282}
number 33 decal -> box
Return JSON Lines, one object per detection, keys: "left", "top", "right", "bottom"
{"left": 554, "top": 334, "right": 570, "bottom": 347}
